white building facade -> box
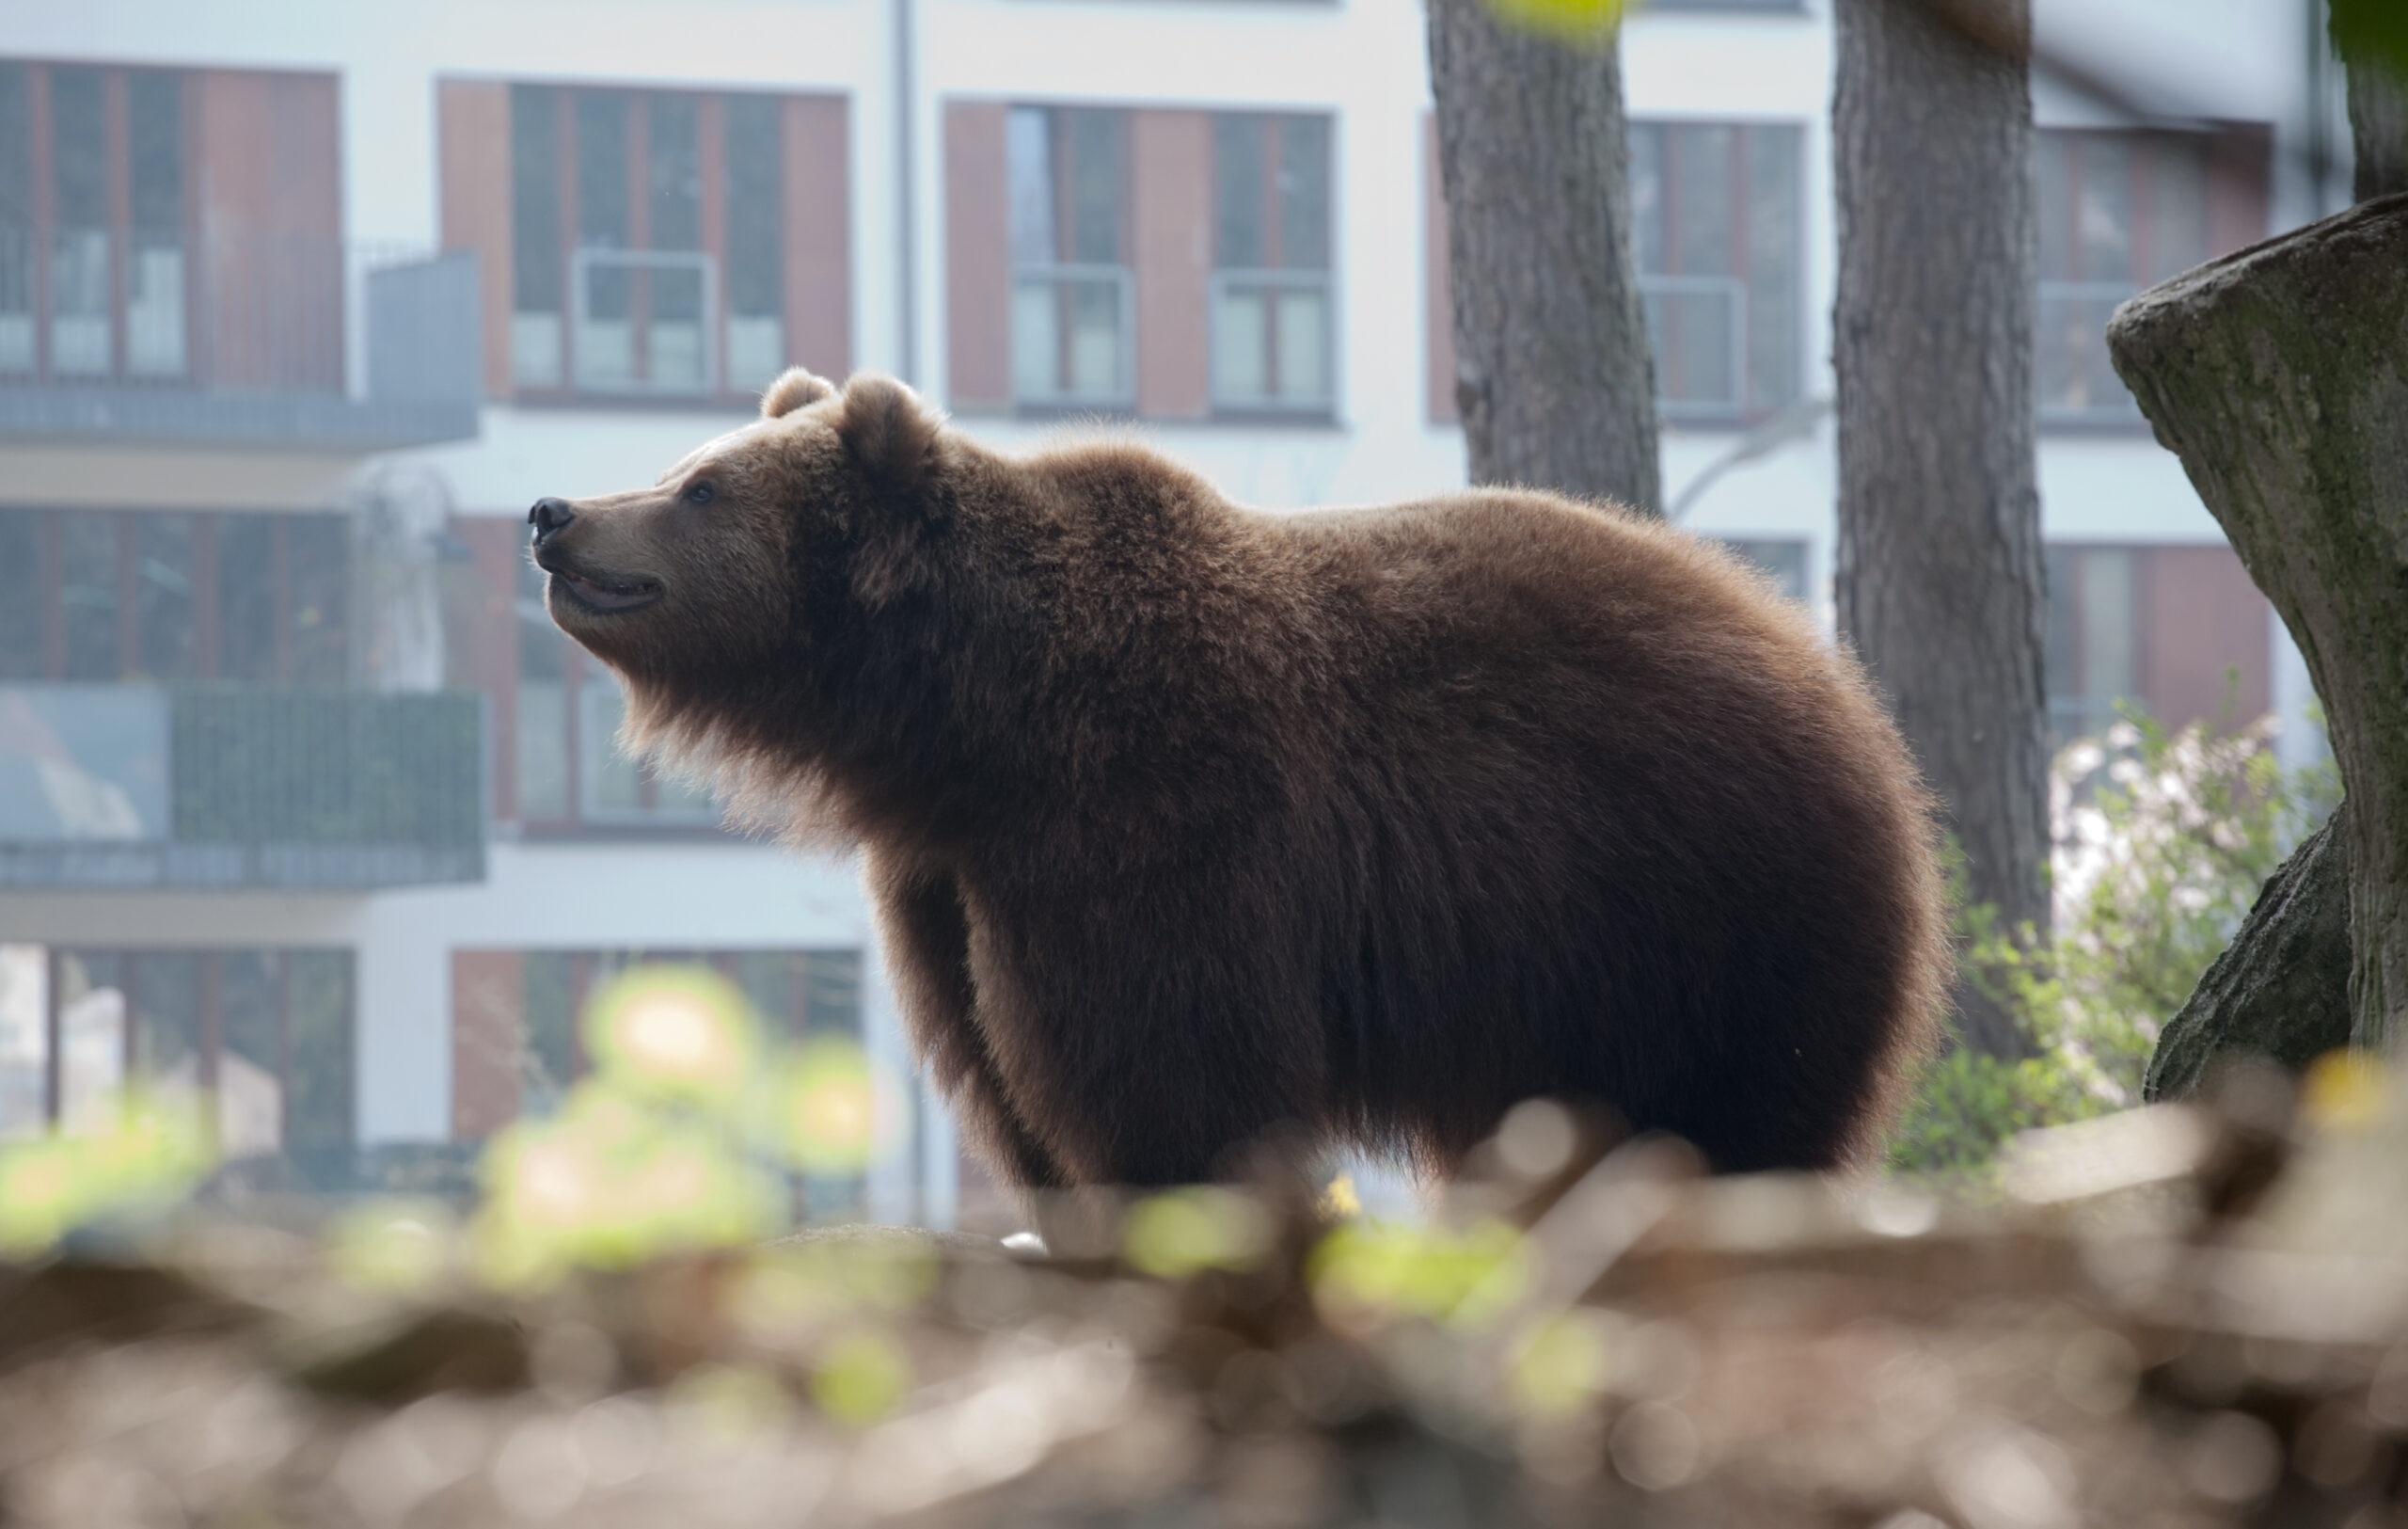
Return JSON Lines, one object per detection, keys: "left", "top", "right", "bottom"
{"left": 0, "top": 0, "right": 2349, "bottom": 1222}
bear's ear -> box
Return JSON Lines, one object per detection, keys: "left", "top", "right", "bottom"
{"left": 760, "top": 367, "right": 837, "bottom": 419}
{"left": 835, "top": 373, "right": 943, "bottom": 494}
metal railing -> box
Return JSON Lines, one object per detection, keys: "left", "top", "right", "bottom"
{"left": 0, "top": 225, "right": 481, "bottom": 447}
{"left": 1209, "top": 268, "right": 1335, "bottom": 414}
{"left": 0, "top": 684, "right": 486, "bottom": 888}
{"left": 1010, "top": 263, "right": 1136, "bottom": 409}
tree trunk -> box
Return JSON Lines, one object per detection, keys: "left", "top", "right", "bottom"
{"left": 2144, "top": 802, "right": 2355, "bottom": 1100}
{"left": 1832, "top": 0, "right": 2047, "bottom": 1059}
{"left": 2107, "top": 194, "right": 2408, "bottom": 1052}
{"left": 2347, "top": 60, "right": 2408, "bottom": 201}
{"left": 1426, "top": 0, "right": 1662, "bottom": 514}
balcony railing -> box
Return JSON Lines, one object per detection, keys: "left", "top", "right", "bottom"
{"left": 1210, "top": 268, "right": 1335, "bottom": 415}
{"left": 1010, "top": 263, "right": 1135, "bottom": 409}
{"left": 0, "top": 685, "right": 486, "bottom": 889}
{"left": 0, "top": 226, "right": 482, "bottom": 449}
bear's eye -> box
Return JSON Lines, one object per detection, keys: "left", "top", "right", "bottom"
{"left": 683, "top": 480, "right": 717, "bottom": 506}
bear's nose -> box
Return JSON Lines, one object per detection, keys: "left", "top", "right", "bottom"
{"left": 528, "top": 497, "right": 576, "bottom": 546}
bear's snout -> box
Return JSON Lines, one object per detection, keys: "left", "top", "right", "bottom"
{"left": 529, "top": 497, "right": 577, "bottom": 549}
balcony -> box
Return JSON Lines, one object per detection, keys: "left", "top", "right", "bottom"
{"left": 0, "top": 229, "right": 482, "bottom": 450}
{"left": 0, "top": 685, "right": 486, "bottom": 890}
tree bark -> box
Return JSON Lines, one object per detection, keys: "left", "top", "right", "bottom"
{"left": 1427, "top": 0, "right": 1662, "bottom": 514}
{"left": 2144, "top": 803, "right": 2355, "bottom": 1101}
{"left": 2346, "top": 59, "right": 2408, "bottom": 201}
{"left": 2107, "top": 194, "right": 2408, "bottom": 1052}
{"left": 1832, "top": 0, "right": 2047, "bottom": 1059}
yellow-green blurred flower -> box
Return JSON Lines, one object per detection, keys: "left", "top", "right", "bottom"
{"left": 2302, "top": 1048, "right": 2390, "bottom": 1133}
{"left": 583, "top": 964, "right": 759, "bottom": 1106}
{"left": 0, "top": 1092, "right": 215, "bottom": 1258}
{"left": 1508, "top": 1310, "right": 1612, "bottom": 1415}
{"left": 1310, "top": 1218, "right": 1529, "bottom": 1330}
{"left": 1123, "top": 1187, "right": 1275, "bottom": 1280}
{"left": 1484, "top": 0, "right": 1629, "bottom": 42}
{"left": 810, "top": 1327, "right": 912, "bottom": 1426}
{"left": 471, "top": 1088, "right": 781, "bottom": 1288}
{"left": 768, "top": 1038, "right": 908, "bottom": 1176}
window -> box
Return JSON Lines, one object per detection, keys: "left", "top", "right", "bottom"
{"left": 452, "top": 948, "right": 867, "bottom": 1220}
{"left": 0, "top": 62, "right": 188, "bottom": 382}
{"left": 1007, "top": 105, "right": 1133, "bottom": 407}
{"left": 2045, "top": 544, "right": 2273, "bottom": 746}
{"left": 513, "top": 559, "right": 715, "bottom": 828}
{"left": 2034, "top": 130, "right": 2210, "bottom": 422}
{"left": 0, "top": 506, "right": 349, "bottom": 684}
{"left": 1627, "top": 121, "right": 1804, "bottom": 421}
{"left": 0, "top": 944, "right": 355, "bottom": 1186}
{"left": 507, "top": 85, "right": 797, "bottom": 397}
{"left": 1211, "top": 114, "right": 1334, "bottom": 414}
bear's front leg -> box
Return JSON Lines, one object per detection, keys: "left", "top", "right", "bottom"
{"left": 960, "top": 878, "right": 1325, "bottom": 1188}
{"left": 865, "top": 850, "right": 1069, "bottom": 1190}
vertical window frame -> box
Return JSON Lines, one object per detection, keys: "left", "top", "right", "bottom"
{"left": 1627, "top": 118, "right": 1805, "bottom": 425}
{"left": 1207, "top": 110, "right": 1337, "bottom": 420}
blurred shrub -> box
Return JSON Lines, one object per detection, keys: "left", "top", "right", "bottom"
{"left": 1890, "top": 706, "right": 2338, "bottom": 1176}
{"left": 0, "top": 1093, "right": 216, "bottom": 1256}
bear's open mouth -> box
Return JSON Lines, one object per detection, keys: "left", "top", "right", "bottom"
{"left": 552, "top": 568, "right": 664, "bottom": 614}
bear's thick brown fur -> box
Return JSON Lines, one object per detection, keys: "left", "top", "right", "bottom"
{"left": 534, "top": 368, "right": 1948, "bottom": 1186}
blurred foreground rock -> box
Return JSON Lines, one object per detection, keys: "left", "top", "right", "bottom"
{"left": 10, "top": 1080, "right": 2408, "bottom": 1527}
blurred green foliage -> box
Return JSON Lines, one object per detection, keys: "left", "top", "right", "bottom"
{"left": 0, "top": 1095, "right": 214, "bottom": 1256}
{"left": 2331, "top": 0, "right": 2408, "bottom": 81}
{"left": 1310, "top": 1216, "right": 1529, "bottom": 1330}
{"left": 1889, "top": 707, "right": 2339, "bottom": 1176}
{"left": 1482, "top": 0, "right": 1629, "bottom": 43}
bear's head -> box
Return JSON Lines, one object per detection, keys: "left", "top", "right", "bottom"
{"left": 526, "top": 366, "right": 954, "bottom": 799}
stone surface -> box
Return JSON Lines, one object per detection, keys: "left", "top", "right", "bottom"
{"left": 2145, "top": 804, "right": 2355, "bottom": 1101}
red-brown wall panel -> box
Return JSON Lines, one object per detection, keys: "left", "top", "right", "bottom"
{"left": 452, "top": 948, "right": 525, "bottom": 1141}
{"left": 2206, "top": 121, "right": 2272, "bottom": 261}
{"left": 195, "top": 70, "right": 342, "bottom": 391}
{"left": 944, "top": 101, "right": 1010, "bottom": 411}
{"left": 2139, "top": 545, "right": 2272, "bottom": 732}
{"left": 784, "top": 93, "right": 853, "bottom": 381}
{"left": 1424, "top": 113, "right": 1458, "bottom": 424}
{"left": 1132, "top": 109, "right": 1212, "bottom": 420}
{"left": 437, "top": 79, "right": 513, "bottom": 397}
{"left": 448, "top": 515, "right": 526, "bottom": 823}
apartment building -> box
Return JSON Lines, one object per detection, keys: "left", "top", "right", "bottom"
{"left": 0, "top": 0, "right": 2344, "bottom": 1223}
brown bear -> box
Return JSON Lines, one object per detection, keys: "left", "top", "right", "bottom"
{"left": 529, "top": 367, "right": 1948, "bottom": 1187}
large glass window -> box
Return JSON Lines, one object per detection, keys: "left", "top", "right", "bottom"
{"left": 0, "top": 61, "right": 186, "bottom": 383}
{"left": 2035, "top": 130, "right": 2212, "bottom": 421}
{"left": 1008, "top": 105, "right": 1133, "bottom": 408}
{"left": 1211, "top": 113, "right": 1334, "bottom": 414}
{"left": 512, "top": 557, "right": 715, "bottom": 830}
{"left": 723, "top": 96, "right": 787, "bottom": 392}
{"left": 0, "top": 505, "right": 349, "bottom": 684}
{"left": 508, "top": 85, "right": 789, "bottom": 397}
{"left": 1627, "top": 121, "right": 1803, "bottom": 420}
{"left": 5, "top": 945, "right": 356, "bottom": 1185}
{"left": 0, "top": 64, "right": 32, "bottom": 374}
